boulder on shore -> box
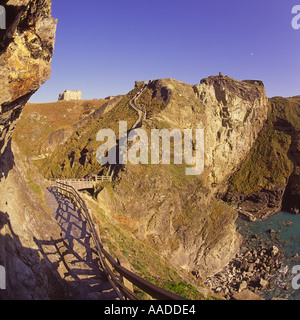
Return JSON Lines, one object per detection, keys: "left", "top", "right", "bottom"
{"left": 232, "top": 289, "right": 265, "bottom": 300}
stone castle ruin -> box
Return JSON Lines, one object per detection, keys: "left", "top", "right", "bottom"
{"left": 58, "top": 90, "right": 82, "bottom": 101}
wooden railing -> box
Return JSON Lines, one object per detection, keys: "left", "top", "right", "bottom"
{"left": 51, "top": 176, "right": 112, "bottom": 184}
{"left": 49, "top": 176, "right": 112, "bottom": 190}
{"left": 53, "top": 181, "right": 186, "bottom": 301}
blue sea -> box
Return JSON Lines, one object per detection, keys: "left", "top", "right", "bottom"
{"left": 237, "top": 211, "right": 300, "bottom": 300}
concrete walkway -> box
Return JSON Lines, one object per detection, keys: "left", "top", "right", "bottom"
{"left": 45, "top": 187, "right": 117, "bottom": 300}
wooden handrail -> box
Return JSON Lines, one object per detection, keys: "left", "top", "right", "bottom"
{"left": 53, "top": 181, "right": 187, "bottom": 301}
{"left": 50, "top": 177, "right": 113, "bottom": 192}
{"left": 101, "top": 247, "right": 186, "bottom": 300}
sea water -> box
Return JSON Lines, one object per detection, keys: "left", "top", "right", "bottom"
{"left": 237, "top": 211, "right": 300, "bottom": 300}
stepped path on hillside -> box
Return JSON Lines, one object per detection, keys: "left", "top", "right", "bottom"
{"left": 45, "top": 187, "right": 118, "bottom": 300}
{"left": 130, "top": 84, "right": 148, "bottom": 129}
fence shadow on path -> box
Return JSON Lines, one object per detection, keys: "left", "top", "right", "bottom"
{"left": 45, "top": 187, "right": 117, "bottom": 300}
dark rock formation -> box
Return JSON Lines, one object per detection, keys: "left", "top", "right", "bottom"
{"left": 224, "top": 184, "right": 286, "bottom": 221}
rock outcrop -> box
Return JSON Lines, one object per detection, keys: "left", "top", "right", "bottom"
{"left": 225, "top": 184, "right": 286, "bottom": 221}
{"left": 0, "top": 0, "right": 68, "bottom": 299}
{"left": 0, "top": 0, "right": 57, "bottom": 157}
{"left": 193, "top": 75, "right": 268, "bottom": 184}
{"left": 96, "top": 76, "right": 269, "bottom": 279}
{"left": 224, "top": 96, "right": 300, "bottom": 221}
{"left": 24, "top": 75, "right": 269, "bottom": 281}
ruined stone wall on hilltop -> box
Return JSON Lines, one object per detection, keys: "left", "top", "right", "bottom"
{"left": 58, "top": 90, "right": 82, "bottom": 101}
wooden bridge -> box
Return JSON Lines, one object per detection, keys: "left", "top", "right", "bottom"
{"left": 47, "top": 181, "right": 186, "bottom": 300}
{"left": 50, "top": 175, "right": 112, "bottom": 190}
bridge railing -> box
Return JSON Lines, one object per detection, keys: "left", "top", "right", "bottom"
{"left": 50, "top": 176, "right": 112, "bottom": 185}
{"left": 52, "top": 181, "right": 186, "bottom": 301}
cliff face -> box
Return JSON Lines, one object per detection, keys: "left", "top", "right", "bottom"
{"left": 0, "top": 1, "right": 67, "bottom": 299}
{"left": 0, "top": 0, "right": 57, "bottom": 157}
{"left": 225, "top": 96, "right": 300, "bottom": 221}
{"left": 16, "top": 73, "right": 269, "bottom": 281}
{"left": 96, "top": 76, "right": 269, "bottom": 279}
{"left": 1, "top": 1, "right": 286, "bottom": 300}
{"left": 193, "top": 76, "right": 268, "bottom": 184}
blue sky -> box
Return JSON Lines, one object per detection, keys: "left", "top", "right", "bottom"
{"left": 30, "top": 0, "right": 300, "bottom": 102}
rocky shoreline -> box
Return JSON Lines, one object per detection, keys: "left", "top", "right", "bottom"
{"left": 223, "top": 184, "right": 286, "bottom": 222}
{"left": 204, "top": 235, "right": 290, "bottom": 300}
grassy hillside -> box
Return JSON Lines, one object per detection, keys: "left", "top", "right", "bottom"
{"left": 36, "top": 88, "right": 139, "bottom": 179}
{"left": 15, "top": 84, "right": 216, "bottom": 299}
{"left": 13, "top": 99, "right": 107, "bottom": 159}
{"left": 35, "top": 82, "right": 179, "bottom": 179}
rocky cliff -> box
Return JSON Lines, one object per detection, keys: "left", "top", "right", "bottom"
{"left": 1, "top": 1, "right": 290, "bottom": 301}
{"left": 0, "top": 0, "right": 69, "bottom": 299}
{"left": 95, "top": 76, "right": 269, "bottom": 279}
{"left": 224, "top": 96, "right": 300, "bottom": 221}
{"left": 193, "top": 76, "right": 268, "bottom": 184}
{"left": 0, "top": 0, "right": 56, "bottom": 157}
{"left": 20, "top": 73, "right": 269, "bottom": 281}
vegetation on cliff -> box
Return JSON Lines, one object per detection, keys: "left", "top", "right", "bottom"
{"left": 228, "top": 127, "right": 293, "bottom": 195}
{"left": 13, "top": 76, "right": 270, "bottom": 297}
{"left": 35, "top": 89, "right": 139, "bottom": 178}
{"left": 85, "top": 195, "right": 213, "bottom": 300}
{"left": 227, "top": 96, "right": 300, "bottom": 213}
{"left": 13, "top": 99, "right": 107, "bottom": 159}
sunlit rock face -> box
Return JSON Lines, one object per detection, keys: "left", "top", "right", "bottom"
{"left": 194, "top": 76, "right": 268, "bottom": 184}
{"left": 0, "top": 1, "right": 67, "bottom": 300}
{"left": 0, "top": 0, "right": 57, "bottom": 158}
{"left": 96, "top": 76, "right": 268, "bottom": 279}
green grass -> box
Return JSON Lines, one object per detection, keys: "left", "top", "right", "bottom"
{"left": 163, "top": 282, "right": 202, "bottom": 300}
{"left": 36, "top": 89, "right": 139, "bottom": 179}
{"left": 27, "top": 178, "right": 43, "bottom": 200}
{"left": 13, "top": 99, "right": 107, "bottom": 159}
{"left": 26, "top": 169, "right": 44, "bottom": 204}
{"left": 136, "top": 87, "right": 167, "bottom": 118}
{"left": 228, "top": 128, "right": 293, "bottom": 194}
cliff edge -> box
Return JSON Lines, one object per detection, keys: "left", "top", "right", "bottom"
{"left": 0, "top": 0, "right": 69, "bottom": 299}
